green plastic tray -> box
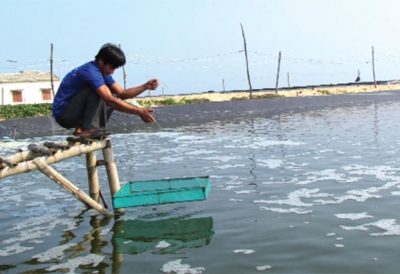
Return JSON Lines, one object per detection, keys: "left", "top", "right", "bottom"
{"left": 113, "top": 176, "right": 211, "bottom": 208}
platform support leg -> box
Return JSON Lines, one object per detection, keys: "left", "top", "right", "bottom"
{"left": 102, "top": 139, "right": 125, "bottom": 215}
{"left": 33, "top": 159, "right": 113, "bottom": 217}
{"left": 86, "top": 151, "right": 99, "bottom": 202}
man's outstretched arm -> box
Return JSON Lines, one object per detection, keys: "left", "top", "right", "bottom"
{"left": 110, "top": 79, "right": 159, "bottom": 100}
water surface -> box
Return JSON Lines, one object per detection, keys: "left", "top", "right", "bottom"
{"left": 1, "top": 100, "right": 400, "bottom": 273}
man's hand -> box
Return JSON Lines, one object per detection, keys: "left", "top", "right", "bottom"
{"left": 145, "top": 79, "right": 159, "bottom": 90}
{"left": 138, "top": 108, "right": 156, "bottom": 123}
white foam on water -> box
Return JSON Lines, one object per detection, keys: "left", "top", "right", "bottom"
{"left": 259, "top": 207, "right": 312, "bottom": 214}
{"left": 223, "top": 185, "right": 243, "bottom": 191}
{"left": 254, "top": 188, "right": 324, "bottom": 207}
{"left": 99, "top": 228, "right": 111, "bottom": 236}
{"left": 235, "top": 190, "right": 256, "bottom": 195}
{"left": 226, "top": 181, "right": 243, "bottom": 185}
{"left": 229, "top": 198, "right": 243, "bottom": 203}
{"left": 32, "top": 243, "right": 76, "bottom": 262}
{"left": 224, "top": 139, "right": 304, "bottom": 150}
{"left": 262, "top": 181, "right": 292, "bottom": 185}
{"left": 28, "top": 188, "right": 68, "bottom": 200}
{"left": 303, "top": 169, "right": 348, "bottom": 184}
{"left": 326, "top": 233, "right": 336, "bottom": 237}
{"left": 8, "top": 214, "right": 62, "bottom": 231}
{"left": 3, "top": 228, "right": 52, "bottom": 244}
{"left": 0, "top": 243, "right": 34, "bottom": 256}
{"left": 313, "top": 188, "right": 382, "bottom": 205}
{"left": 342, "top": 164, "right": 400, "bottom": 182}
{"left": 4, "top": 217, "right": 77, "bottom": 248}
{"left": 318, "top": 149, "right": 334, "bottom": 153}
{"left": 26, "top": 201, "right": 45, "bottom": 207}
{"left": 29, "top": 239, "right": 44, "bottom": 244}
{"left": 156, "top": 240, "right": 172, "bottom": 249}
{"left": 335, "top": 244, "right": 344, "bottom": 248}
{"left": 256, "top": 265, "right": 272, "bottom": 271}
{"left": 2, "top": 194, "right": 24, "bottom": 203}
{"left": 201, "top": 155, "right": 240, "bottom": 163}
{"left": 233, "top": 249, "right": 255, "bottom": 255}
{"left": 159, "top": 156, "right": 184, "bottom": 163}
{"left": 161, "top": 259, "right": 205, "bottom": 274}
{"left": 335, "top": 212, "right": 373, "bottom": 220}
{"left": 45, "top": 253, "right": 104, "bottom": 273}
{"left": 256, "top": 159, "right": 284, "bottom": 169}
{"left": 215, "top": 164, "right": 246, "bottom": 170}
{"left": 339, "top": 219, "right": 400, "bottom": 236}
{"left": 185, "top": 149, "right": 217, "bottom": 155}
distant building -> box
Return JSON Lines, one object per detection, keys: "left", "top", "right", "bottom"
{"left": 0, "top": 71, "right": 61, "bottom": 105}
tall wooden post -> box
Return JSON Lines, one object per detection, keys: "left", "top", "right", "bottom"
{"left": 372, "top": 46, "right": 377, "bottom": 87}
{"left": 50, "top": 43, "right": 55, "bottom": 97}
{"left": 102, "top": 139, "right": 124, "bottom": 214}
{"left": 119, "top": 44, "right": 127, "bottom": 90}
{"left": 275, "top": 51, "right": 281, "bottom": 94}
{"left": 86, "top": 151, "right": 99, "bottom": 202}
{"left": 240, "top": 23, "right": 252, "bottom": 99}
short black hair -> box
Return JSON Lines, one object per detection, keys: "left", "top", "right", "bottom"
{"left": 95, "top": 43, "right": 126, "bottom": 68}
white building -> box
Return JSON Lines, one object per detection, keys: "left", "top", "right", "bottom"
{"left": 0, "top": 71, "right": 61, "bottom": 105}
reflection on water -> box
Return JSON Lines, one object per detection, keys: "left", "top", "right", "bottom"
{"left": 2, "top": 100, "right": 400, "bottom": 273}
{"left": 113, "top": 217, "right": 214, "bottom": 255}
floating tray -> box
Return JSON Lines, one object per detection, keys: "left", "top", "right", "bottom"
{"left": 113, "top": 176, "right": 211, "bottom": 208}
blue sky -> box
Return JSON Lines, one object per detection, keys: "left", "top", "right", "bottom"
{"left": 1, "top": 0, "right": 400, "bottom": 96}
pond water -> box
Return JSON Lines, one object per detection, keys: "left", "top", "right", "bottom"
{"left": 1, "top": 99, "right": 400, "bottom": 273}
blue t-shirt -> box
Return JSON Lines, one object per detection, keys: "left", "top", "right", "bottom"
{"left": 52, "top": 61, "right": 115, "bottom": 117}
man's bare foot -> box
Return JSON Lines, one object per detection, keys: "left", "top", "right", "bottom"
{"left": 73, "top": 127, "right": 82, "bottom": 136}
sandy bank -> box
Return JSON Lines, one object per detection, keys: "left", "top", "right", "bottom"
{"left": 129, "top": 82, "right": 400, "bottom": 106}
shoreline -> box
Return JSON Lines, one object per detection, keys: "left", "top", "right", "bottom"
{"left": 131, "top": 82, "right": 400, "bottom": 106}
{"left": 2, "top": 82, "right": 400, "bottom": 139}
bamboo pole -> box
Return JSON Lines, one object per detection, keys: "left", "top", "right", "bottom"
{"left": 275, "top": 51, "right": 281, "bottom": 94}
{"left": 0, "top": 139, "right": 108, "bottom": 179}
{"left": 33, "top": 159, "right": 113, "bottom": 217}
{"left": 0, "top": 155, "right": 16, "bottom": 167}
{"left": 372, "top": 46, "right": 377, "bottom": 87}
{"left": 86, "top": 151, "right": 100, "bottom": 203}
{"left": 240, "top": 23, "right": 252, "bottom": 99}
{"left": 102, "top": 140, "right": 124, "bottom": 214}
{"left": 50, "top": 43, "right": 55, "bottom": 97}
{"left": 43, "top": 141, "right": 71, "bottom": 150}
{"left": 28, "top": 144, "right": 57, "bottom": 156}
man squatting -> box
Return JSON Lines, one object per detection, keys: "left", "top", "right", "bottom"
{"left": 52, "top": 43, "right": 159, "bottom": 138}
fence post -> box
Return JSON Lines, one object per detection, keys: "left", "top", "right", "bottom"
{"left": 275, "top": 51, "right": 281, "bottom": 94}
{"left": 372, "top": 46, "right": 377, "bottom": 87}
{"left": 240, "top": 23, "right": 252, "bottom": 99}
